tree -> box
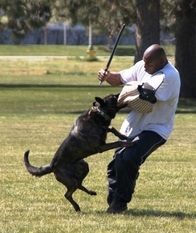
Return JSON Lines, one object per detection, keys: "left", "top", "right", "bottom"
{"left": 54, "top": 0, "right": 160, "bottom": 59}
{"left": 52, "top": 0, "right": 134, "bottom": 45}
{"left": 0, "top": 0, "right": 52, "bottom": 37}
{"left": 174, "top": 0, "right": 196, "bottom": 97}
{"left": 135, "top": 0, "right": 160, "bottom": 62}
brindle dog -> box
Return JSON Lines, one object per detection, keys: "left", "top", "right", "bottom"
{"left": 24, "top": 94, "right": 131, "bottom": 211}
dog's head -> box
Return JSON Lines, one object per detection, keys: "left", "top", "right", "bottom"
{"left": 93, "top": 93, "right": 125, "bottom": 119}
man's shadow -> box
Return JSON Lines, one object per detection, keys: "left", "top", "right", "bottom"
{"left": 94, "top": 209, "right": 195, "bottom": 219}
{"left": 123, "top": 208, "right": 195, "bottom": 219}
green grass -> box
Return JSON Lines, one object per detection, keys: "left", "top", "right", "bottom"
{"left": 0, "top": 44, "right": 175, "bottom": 57}
{"left": 0, "top": 46, "right": 195, "bottom": 233}
{"left": 0, "top": 45, "right": 135, "bottom": 56}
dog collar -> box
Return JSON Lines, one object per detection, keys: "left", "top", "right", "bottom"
{"left": 90, "top": 106, "right": 111, "bottom": 121}
{"left": 97, "top": 108, "right": 111, "bottom": 121}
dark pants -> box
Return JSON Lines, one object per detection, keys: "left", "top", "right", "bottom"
{"left": 107, "top": 130, "right": 166, "bottom": 204}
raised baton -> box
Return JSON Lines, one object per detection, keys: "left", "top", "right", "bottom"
{"left": 99, "top": 24, "right": 126, "bottom": 85}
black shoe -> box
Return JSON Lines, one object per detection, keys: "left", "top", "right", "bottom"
{"left": 106, "top": 201, "right": 127, "bottom": 214}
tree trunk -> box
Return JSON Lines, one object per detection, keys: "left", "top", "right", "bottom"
{"left": 135, "top": 0, "right": 160, "bottom": 62}
{"left": 175, "top": 0, "right": 196, "bottom": 98}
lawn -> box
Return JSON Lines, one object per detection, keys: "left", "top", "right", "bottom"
{"left": 0, "top": 46, "right": 195, "bottom": 233}
{"left": 0, "top": 45, "right": 136, "bottom": 56}
{"left": 0, "top": 44, "right": 175, "bottom": 57}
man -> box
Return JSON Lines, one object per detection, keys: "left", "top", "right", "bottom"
{"left": 98, "top": 44, "right": 181, "bottom": 214}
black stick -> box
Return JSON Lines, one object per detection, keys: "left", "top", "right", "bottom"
{"left": 99, "top": 24, "right": 126, "bottom": 85}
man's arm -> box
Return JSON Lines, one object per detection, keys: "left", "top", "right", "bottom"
{"left": 98, "top": 69, "right": 123, "bottom": 86}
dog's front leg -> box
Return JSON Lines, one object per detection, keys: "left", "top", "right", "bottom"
{"left": 108, "top": 126, "right": 128, "bottom": 140}
{"left": 98, "top": 140, "right": 132, "bottom": 153}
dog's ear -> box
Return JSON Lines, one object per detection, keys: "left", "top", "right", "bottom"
{"left": 95, "top": 97, "right": 105, "bottom": 106}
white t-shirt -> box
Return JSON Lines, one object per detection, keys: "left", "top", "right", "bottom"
{"left": 119, "top": 60, "right": 181, "bottom": 140}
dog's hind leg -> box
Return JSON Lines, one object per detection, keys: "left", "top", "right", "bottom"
{"left": 79, "top": 185, "right": 97, "bottom": 195}
{"left": 64, "top": 188, "right": 81, "bottom": 212}
{"left": 53, "top": 164, "right": 82, "bottom": 211}
{"left": 72, "top": 160, "right": 96, "bottom": 195}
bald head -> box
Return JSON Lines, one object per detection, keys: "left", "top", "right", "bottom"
{"left": 143, "top": 44, "right": 168, "bottom": 74}
{"left": 144, "top": 44, "right": 166, "bottom": 60}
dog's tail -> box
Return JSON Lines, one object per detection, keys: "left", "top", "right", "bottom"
{"left": 24, "top": 150, "right": 53, "bottom": 177}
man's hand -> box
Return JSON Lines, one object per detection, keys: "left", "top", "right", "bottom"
{"left": 98, "top": 69, "right": 110, "bottom": 83}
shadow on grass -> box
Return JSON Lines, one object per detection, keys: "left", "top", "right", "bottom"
{"left": 125, "top": 208, "right": 195, "bottom": 219}
{"left": 94, "top": 209, "right": 195, "bottom": 219}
